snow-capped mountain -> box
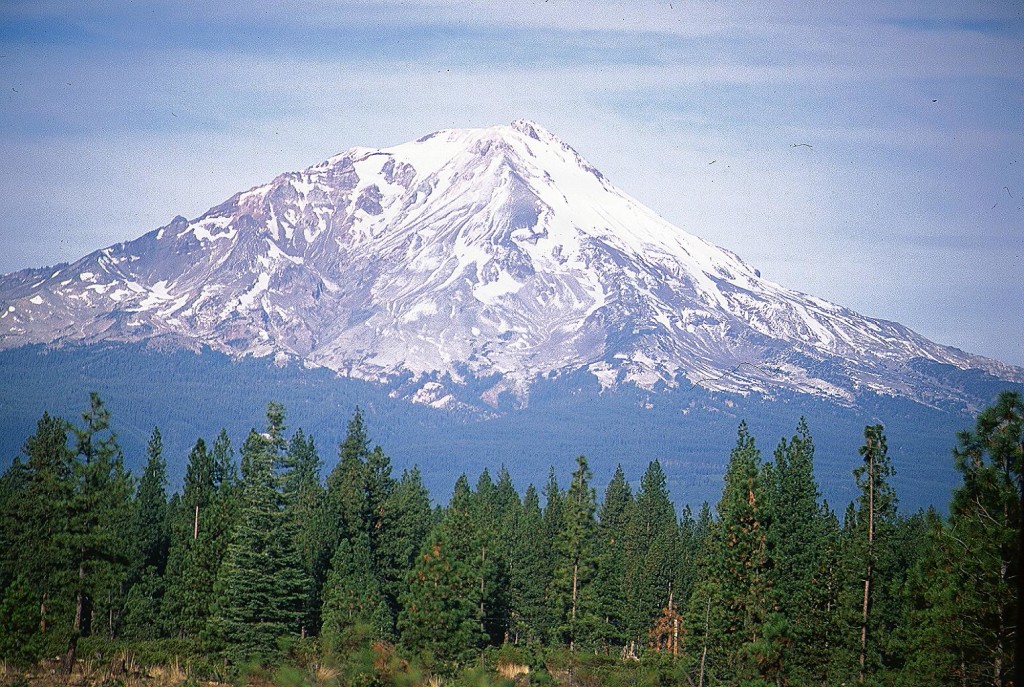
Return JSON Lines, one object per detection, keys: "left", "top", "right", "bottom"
{"left": 1, "top": 120, "right": 1019, "bottom": 412}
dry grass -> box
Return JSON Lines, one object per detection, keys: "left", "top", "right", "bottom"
{"left": 495, "top": 662, "right": 530, "bottom": 680}
{"left": 311, "top": 664, "right": 340, "bottom": 686}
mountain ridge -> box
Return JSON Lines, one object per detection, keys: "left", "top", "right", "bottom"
{"left": 1, "top": 120, "right": 1020, "bottom": 414}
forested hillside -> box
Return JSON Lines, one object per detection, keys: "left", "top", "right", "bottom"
{"left": 1, "top": 392, "right": 1019, "bottom": 687}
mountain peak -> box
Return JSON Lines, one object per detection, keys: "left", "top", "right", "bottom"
{"left": 1, "top": 122, "right": 1020, "bottom": 413}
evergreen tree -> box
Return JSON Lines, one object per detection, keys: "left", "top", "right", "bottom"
{"left": 62, "top": 393, "right": 134, "bottom": 667}
{"left": 623, "top": 460, "right": 680, "bottom": 647}
{"left": 0, "top": 412, "right": 74, "bottom": 660}
{"left": 282, "top": 428, "right": 324, "bottom": 637}
{"left": 207, "top": 404, "right": 307, "bottom": 663}
{"left": 398, "top": 481, "right": 485, "bottom": 671}
{"left": 321, "top": 534, "right": 390, "bottom": 653}
{"left": 131, "top": 428, "right": 170, "bottom": 575}
{"left": 552, "top": 456, "right": 601, "bottom": 650}
{"left": 0, "top": 573, "right": 45, "bottom": 664}
{"left": 163, "top": 437, "right": 218, "bottom": 637}
{"left": 509, "top": 484, "right": 550, "bottom": 645}
{"left": 769, "top": 419, "right": 830, "bottom": 683}
{"left": 914, "top": 392, "right": 1021, "bottom": 686}
{"left": 594, "top": 465, "right": 632, "bottom": 650}
{"left": 377, "top": 467, "right": 433, "bottom": 626}
{"left": 122, "top": 427, "right": 169, "bottom": 639}
{"left": 704, "top": 422, "right": 776, "bottom": 684}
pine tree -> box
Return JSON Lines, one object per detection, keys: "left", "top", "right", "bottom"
{"left": 552, "top": 456, "right": 601, "bottom": 651}
{"left": 509, "top": 484, "right": 550, "bottom": 645}
{"left": 281, "top": 428, "right": 324, "bottom": 637}
{"left": 122, "top": 427, "right": 170, "bottom": 640}
{"left": 594, "top": 464, "right": 632, "bottom": 650}
{"left": 853, "top": 424, "right": 896, "bottom": 684}
{"left": 207, "top": 403, "right": 307, "bottom": 663}
{"left": 0, "top": 412, "right": 74, "bottom": 660}
{"left": 321, "top": 533, "right": 390, "bottom": 653}
{"left": 707, "top": 422, "right": 775, "bottom": 684}
{"left": 376, "top": 467, "right": 433, "bottom": 627}
{"left": 769, "top": 419, "right": 829, "bottom": 683}
{"left": 62, "top": 393, "right": 134, "bottom": 668}
{"left": 398, "top": 481, "right": 485, "bottom": 671}
{"left": 163, "top": 437, "right": 219, "bottom": 637}
{"left": 914, "top": 392, "right": 1021, "bottom": 686}
{"left": 623, "top": 460, "right": 681, "bottom": 648}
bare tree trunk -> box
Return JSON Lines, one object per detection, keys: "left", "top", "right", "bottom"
{"left": 859, "top": 444, "right": 875, "bottom": 684}
{"left": 193, "top": 503, "right": 200, "bottom": 540}
{"left": 698, "top": 596, "right": 710, "bottom": 687}
{"left": 570, "top": 560, "right": 579, "bottom": 652}
{"left": 480, "top": 544, "right": 487, "bottom": 637}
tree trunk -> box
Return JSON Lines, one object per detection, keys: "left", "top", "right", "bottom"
{"left": 859, "top": 443, "right": 875, "bottom": 684}
{"left": 570, "top": 560, "right": 579, "bottom": 652}
{"left": 193, "top": 503, "right": 200, "bottom": 540}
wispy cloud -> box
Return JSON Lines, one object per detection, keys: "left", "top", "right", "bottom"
{"left": 0, "top": 0, "right": 1021, "bottom": 365}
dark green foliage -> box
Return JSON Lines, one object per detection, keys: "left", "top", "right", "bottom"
{"left": 64, "top": 393, "right": 134, "bottom": 650}
{"left": 321, "top": 534, "right": 390, "bottom": 652}
{"left": 163, "top": 431, "right": 238, "bottom": 638}
{"left": 622, "top": 460, "right": 680, "bottom": 648}
{"left": 376, "top": 466, "right": 433, "bottom": 620}
{"left": 593, "top": 465, "right": 632, "bottom": 649}
{"left": 398, "top": 485, "right": 486, "bottom": 671}
{"left": 0, "top": 573, "right": 44, "bottom": 664}
{"left": 909, "top": 391, "right": 1021, "bottom": 686}
{"left": 0, "top": 389, "right": 1019, "bottom": 682}
{"left": 207, "top": 404, "right": 308, "bottom": 663}
{"left": 0, "top": 412, "right": 74, "bottom": 657}
{"left": 551, "top": 456, "right": 600, "bottom": 650}
{"left": 508, "top": 484, "right": 550, "bottom": 645}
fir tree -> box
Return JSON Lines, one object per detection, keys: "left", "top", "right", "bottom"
{"left": 623, "top": 460, "right": 680, "bottom": 647}
{"left": 914, "top": 392, "right": 1021, "bottom": 686}
{"left": 706, "top": 422, "right": 775, "bottom": 684}
{"left": 398, "top": 481, "right": 485, "bottom": 671}
{"left": 207, "top": 404, "right": 308, "bottom": 663}
{"left": 509, "top": 484, "right": 550, "bottom": 645}
{"left": 0, "top": 412, "right": 74, "bottom": 660}
{"left": 552, "top": 456, "right": 601, "bottom": 651}
{"left": 122, "top": 427, "right": 169, "bottom": 640}
{"left": 594, "top": 464, "right": 632, "bottom": 650}
{"left": 62, "top": 393, "right": 133, "bottom": 668}
{"left": 376, "top": 467, "right": 433, "bottom": 627}
{"left": 321, "top": 533, "right": 390, "bottom": 653}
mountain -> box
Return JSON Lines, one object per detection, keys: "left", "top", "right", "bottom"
{"left": 1, "top": 119, "right": 1019, "bottom": 415}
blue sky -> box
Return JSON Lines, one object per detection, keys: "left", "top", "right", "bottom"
{"left": 1, "top": 0, "right": 1022, "bottom": 366}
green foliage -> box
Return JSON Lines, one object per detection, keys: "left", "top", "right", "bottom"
{"left": 0, "top": 573, "right": 44, "bottom": 664}
{"left": 0, "top": 389, "right": 1019, "bottom": 684}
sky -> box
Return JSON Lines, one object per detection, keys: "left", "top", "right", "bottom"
{"left": 1, "top": 1, "right": 1022, "bottom": 366}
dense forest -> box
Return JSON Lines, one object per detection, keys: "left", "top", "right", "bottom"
{"left": 0, "top": 391, "right": 1019, "bottom": 687}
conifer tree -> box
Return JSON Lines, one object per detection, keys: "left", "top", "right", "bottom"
{"left": 163, "top": 437, "right": 220, "bottom": 637}
{"left": 915, "top": 391, "right": 1021, "bottom": 686}
{"left": 0, "top": 412, "right": 74, "bottom": 659}
{"left": 122, "top": 427, "right": 170, "bottom": 639}
{"left": 594, "top": 464, "right": 632, "bottom": 650}
{"left": 706, "top": 422, "right": 775, "bottom": 683}
{"left": 321, "top": 533, "right": 390, "bottom": 653}
{"left": 63, "top": 393, "right": 133, "bottom": 668}
{"left": 509, "top": 484, "right": 550, "bottom": 645}
{"left": 398, "top": 480, "right": 485, "bottom": 671}
{"left": 377, "top": 467, "right": 433, "bottom": 625}
{"left": 207, "top": 404, "right": 308, "bottom": 663}
{"left": 623, "top": 460, "right": 680, "bottom": 647}
{"left": 282, "top": 428, "right": 324, "bottom": 636}
{"left": 553, "top": 456, "right": 601, "bottom": 650}
{"left": 769, "top": 419, "right": 830, "bottom": 683}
